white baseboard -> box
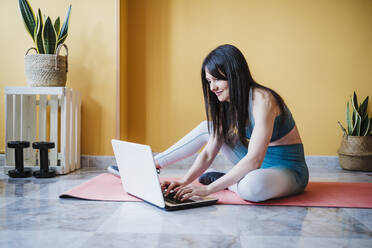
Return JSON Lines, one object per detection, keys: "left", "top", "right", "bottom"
{"left": 0, "top": 154, "right": 4, "bottom": 167}
{"left": 79, "top": 153, "right": 341, "bottom": 171}
{"left": 0, "top": 153, "right": 341, "bottom": 171}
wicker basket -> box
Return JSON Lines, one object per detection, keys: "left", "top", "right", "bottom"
{"left": 338, "top": 135, "right": 372, "bottom": 171}
{"left": 24, "top": 44, "right": 68, "bottom": 87}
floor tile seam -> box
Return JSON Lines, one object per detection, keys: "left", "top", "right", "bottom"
{"left": 95, "top": 205, "right": 128, "bottom": 232}
{"left": 92, "top": 231, "right": 240, "bottom": 236}
{"left": 341, "top": 210, "right": 372, "bottom": 233}
{"left": 0, "top": 184, "right": 49, "bottom": 199}
{"left": 0, "top": 230, "right": 95, "bottom": 234}
{"left": 0, "top": 199, "right": 17, "bottom": 209}
{"left": 1, "top": 224, "right": 122, "bottom": 233}
{"left": 240, "top": 233, "right": 372, "bottom": 239}
{"left": 241, "top": 235, "right": 372, "bottom": 241}
{"left": 93, "top": 230, "right": 242, "bottom": 238}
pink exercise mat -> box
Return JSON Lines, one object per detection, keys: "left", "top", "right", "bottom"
{"left": 59, "top": 173, "right": 372, "bottom": 208}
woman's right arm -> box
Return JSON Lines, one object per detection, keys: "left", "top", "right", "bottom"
{"left": 163, "top": 134, "right": 223, "bottom": 194}
{"left": 181, "top": 134, "right": 223, "bottom": 184}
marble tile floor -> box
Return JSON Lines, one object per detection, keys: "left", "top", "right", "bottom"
{"left": 0, "top": 166, "right": 371, "bottom": 248}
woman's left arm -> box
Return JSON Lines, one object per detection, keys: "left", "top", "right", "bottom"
{"left": 205, "top": 92, "right": 278, "bottom": 194}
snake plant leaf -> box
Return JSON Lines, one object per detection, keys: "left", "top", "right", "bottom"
{"left": 351, "top": 115, "right": 356, "bottom": 135}
{"left": 346, "top": 102, "right": 352, "bottom": 135}
{"left": 54, "top": 17, "right": 61, "bottom": 37}
{"left": 359, "top": 96, "right": 369, "bottom": 120}
{"left": 57, "top": 5, "right": 72, "bottom": 46}
{"left": 352, "top": 112, "right": 362, "bottom": 136}
{"left": 352, "top": 91, "right": 359, "bottom": 115}
{"left": 337, "top": 121, "right": 347, "bottom": 136}
{"left": 33, "top": 15, "right": 38, "bottom": 45}
{"left": 361, "top": 115, "right": 370, "bottom": 136}
{"left": 351, "top": 95, "right": 360, "bottom": 121}
{"left": 351, "top": 97, "right": 356, "bottom": 128}
{"left": 19, "top": 0, "right": 36, "bottom": 41}
{"left": 58, "top": 33, "right": 68, "bottom": 47}
{"left": 34, "top": 15, "right": 42, "bottom": 53}
{"left": 42, "top": 17, "right": 57, "bottom": 54}
{"left": 351, "top": 97, "right": 362, "bottom": 136}
{"left": 38, "top": 8, "right": 44, "bottom": 24}
{"left": 362, "top": 118, "right": 371, "bottom": 136}
{"left": 34, "top": 9, "right": 44, "bottom": 54}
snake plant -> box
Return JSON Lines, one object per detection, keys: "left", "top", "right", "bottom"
{"left": 19, "top": 0, "right": 71, "bottom": 54}
{"left": 338, "top": 92, "right": 372, "bottom": 136}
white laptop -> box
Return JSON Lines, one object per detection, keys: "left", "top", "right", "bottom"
{"left": 111, "top": 139, "right": 218, "bottom": 211}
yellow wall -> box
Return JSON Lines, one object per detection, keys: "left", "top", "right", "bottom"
{"left": 127, "top": 0, "right": 372, "bottom": 155}
{"left": 120, "top": 0, "right": 128, "bottom": 140}
{"left": 0, "top": 0, "right": 117, "bottom": 155}
{"left": 1, "top": 0, "right": 371, "bottom": 157}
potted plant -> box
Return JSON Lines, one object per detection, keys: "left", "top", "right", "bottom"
{"left": 19, "top": 0, "right": 71, "bottom": 86}
{"left": 338, "top": 92, "right": 372, "bottom": 171}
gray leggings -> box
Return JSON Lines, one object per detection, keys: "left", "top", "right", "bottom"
{"left": 155, "top": 121, "right": 304, "bottom": 202}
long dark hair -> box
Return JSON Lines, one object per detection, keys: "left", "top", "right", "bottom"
{"left": 201, "top": 44, "right": 287, "bottom": 147}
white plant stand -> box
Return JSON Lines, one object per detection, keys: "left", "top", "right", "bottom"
{"left": 4, "top": 87, "right": 81, "bottom": 174}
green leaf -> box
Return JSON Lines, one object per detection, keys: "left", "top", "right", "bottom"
{"left": 54, "top": 17, "right": 61, "bottom": 37}
{"left": 352, "top": 91, "right": 359, "bottom": 115}
{"left": 346, "top": 102, "right": 352, "bottom": 134}
{"left": 351, "top": 96, "right": 359, "bottom": 117}
{"left": 363, "top": 118, "right": 371, "bottom": 136}
{"left": 58, "top": 33, "right": 68, "bottom": 47}
{"left": 351, "top": 95, "right": 362, "bottom": 136}
{"left": 361, "top": 115, "right": 370, "bottom": 136}
{"left": 338, "top": 121, "right": 347, "bottom": 136}
{"left": 42, "top": 17, "right": 57, "bottom": 54}
{"left": 34, "top": 9, "right": 44, "bottom": 54}
{"left": 58, "top": 5, "right": 72, "bottom": 46}
{"left": 359, "top": 96, "right": 369, "bottom": 120}
{"left": 19, "top": 0, "right": 36, "bottom": 41}
{"left": 352, "top": 113, "right": 361, "bottom": 136}
{"left": 351, "top": 97, "right": 356, "bottom": 128}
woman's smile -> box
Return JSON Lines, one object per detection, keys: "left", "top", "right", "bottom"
{"left": 215, "top": 90, "right": 223, "bottom": 96}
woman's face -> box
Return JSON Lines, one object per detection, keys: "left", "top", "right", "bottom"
{"left": 205, "top": 69, "right": 230, "bottom": 102}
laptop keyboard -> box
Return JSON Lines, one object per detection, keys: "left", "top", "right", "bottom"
{"left": 164, "top": 191, "right": 194, "bottom": 204}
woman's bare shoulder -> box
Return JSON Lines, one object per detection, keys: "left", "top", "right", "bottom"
{"left": 251, "top": 87, "right": 279, "bottom": 114}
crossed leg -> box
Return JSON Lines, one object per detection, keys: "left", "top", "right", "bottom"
{"left": 154, "top": 121, "right": 240, "bottom": 168}
{"left": 228, "top": 168, "right": 296, "bottom": 202}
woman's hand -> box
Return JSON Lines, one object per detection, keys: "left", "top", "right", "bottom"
{"left": 161, "top": 180, "right": 186, "bottom": 197}
{"left": 174, "top": 184, "right": 210, "bottom": 201}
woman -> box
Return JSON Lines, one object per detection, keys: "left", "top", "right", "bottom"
{"left": 110, "top": 44, "right": 309, "bottom": 202}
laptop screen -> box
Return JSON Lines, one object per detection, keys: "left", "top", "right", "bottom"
{"left": 112, "top": 139, "right": 166, "bottom": 208}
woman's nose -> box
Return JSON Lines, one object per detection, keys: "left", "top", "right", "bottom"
{"left": 210, "top": 81, "right": 218, "bottom": 91}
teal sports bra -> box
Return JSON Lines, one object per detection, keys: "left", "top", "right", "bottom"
{"left": 246, "top": 87, "right": 295, "bottom": 142}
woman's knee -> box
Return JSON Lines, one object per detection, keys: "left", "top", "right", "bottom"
{"left": 236, "top": 174, "right": 267, "bottom": 202}
{"left": 236, "top": 169, "right": 296, "bottom": 202}
{"left": 237, "top": 186, "right": 265, "bottom": 203}
{"left": 197, "top": 120, "right": 209, "bottom": 132}
{"left": 196, "top": 121, "right": 211, "bottom": 141}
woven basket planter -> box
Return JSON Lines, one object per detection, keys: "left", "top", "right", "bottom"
{"left": 24, "top": 44, "right": 68, "bottom": 87}
{"left": 338, "top": 135, "right": 372, "bottom": 171}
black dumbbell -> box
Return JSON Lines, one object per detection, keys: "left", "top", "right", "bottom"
{"left": 7, "top": 141, "right": 32, "bottom": 178}
{"left": 32, "top": 142, "right": 56, "bottom": 178}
